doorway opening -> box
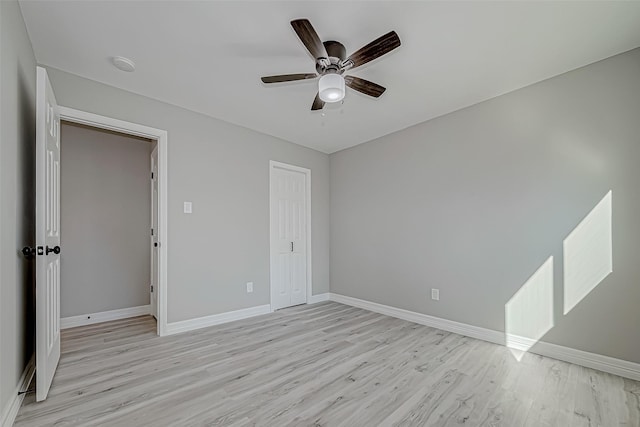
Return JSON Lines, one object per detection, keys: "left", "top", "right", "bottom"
{"left": 59, "top": 107, "right": 168, "bottom": 336}
{"left": 58, "top": 121, "right": 155, "bottom": 330}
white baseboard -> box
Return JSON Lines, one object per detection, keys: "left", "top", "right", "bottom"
{"left": 61, "top": 305, "right": 150, "bottom": 329}
{"left": 329, "top": 293, "right": 505, "bottom": 346}
{"left": 165, "top": 304, "right": 271, "bottom": 335}
{"left": 165, "top": 294, "right": 330, "bottom": 336}
{"left": 307, "top": 293, "right": 330, "bottom": 304}
{"left": 329, "top": 293, "right": 640, "bottom": 381}
{"left": 522, "top": 339, "right": 640, "bottom": 381}
{"left": 0, "top": 354, "right": 35, "bottom": 427}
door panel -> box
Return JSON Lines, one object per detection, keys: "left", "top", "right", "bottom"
{"left": 36, "top": 66, "right": 61, "bottom": 402}
{"left": 277, "top": 254, "right": 291, "bottom": 296}
{"left": 270, "top": 165, "right": 308, "bottom": 310}
{"left": 291, "top": 253, "right": 306, "bottom": 305}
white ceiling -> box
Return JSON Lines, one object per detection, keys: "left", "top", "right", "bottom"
{"left": 19, "top": 1, "right": 640, "bottom": 153}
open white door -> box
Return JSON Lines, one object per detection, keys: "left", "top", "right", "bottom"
{"left": 35, "top": 66, "right": 61, "bottom": 402}
{"left": 150, "top": 145, "right": 159, "bottom": 319}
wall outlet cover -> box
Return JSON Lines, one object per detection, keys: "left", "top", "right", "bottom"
{"left": 431, "top": 288, "right": 440, "bottom": 301}
{"left": 246, "top": 282, "right": 254, "bottom": 293}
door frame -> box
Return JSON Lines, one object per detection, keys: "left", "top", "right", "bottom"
{"left": 150, "top": 145, "right": 159, "bottom": 320}
{"left": 269, "top": 160, "right": 312, "bottom": 311}
{"left": 58, "top": 106, "right": 169, "bottom": 336}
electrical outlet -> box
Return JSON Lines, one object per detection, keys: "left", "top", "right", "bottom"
{"left": 431, "top": 288, "right": 440, "bottom": 301}
{"left": 183, "top": 201, "right": 193, "bottom": 214}
{"left": 246, "top": 282, "right": 254, "bottom": 293}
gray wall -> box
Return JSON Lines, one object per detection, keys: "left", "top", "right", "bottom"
{"left": 60, "top": 123, "right": 152, "bottom": 318}
{"left": 330, "top": 48, "right": 640, "bottom": 364}
{"left": 0, "top": 0, "right": 36, "bottom": 419}
{"left": 46, "top": 68, "right": 331, "bottom": 323}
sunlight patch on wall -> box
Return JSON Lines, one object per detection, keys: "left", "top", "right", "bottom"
{"left": 563, "top": 191, "right": 612, "bottom": 315}
{"left": 505, "top": 256, "right": 554, "bottom": 360}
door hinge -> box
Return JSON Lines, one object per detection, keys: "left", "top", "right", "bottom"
{"left": 151, "top": 172, "right": 154, "bottom": 180}
{"left": 291, "top": 241, "right": 294, "bottom": 252}
{"left": 151, "top": 285, "right": 154, "bottom": 292}
{"left": 151, "top": 228, "right": 154, "bottom": 236}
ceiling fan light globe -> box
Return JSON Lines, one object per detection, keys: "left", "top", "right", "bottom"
{"left": 319, "top": 74, "right": 345, "bottom": 103}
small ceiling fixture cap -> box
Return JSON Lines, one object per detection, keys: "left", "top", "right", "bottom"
{"left": 112, "top": 56, "right": 135, "bottom": 72}
{"left": 319, "top": 74, "right": 345, "bottom": 103}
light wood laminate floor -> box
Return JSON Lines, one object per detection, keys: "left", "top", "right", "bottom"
{"left": 15, "top": 302, "right": 640, "bottom": 426}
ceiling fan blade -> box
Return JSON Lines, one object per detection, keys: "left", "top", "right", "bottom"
{"left": 346, "top": 31, "right": 401, "bottom": 69}
{"left": 344, "top": 76, "right": 386, "bottom": 98}
{"left": 261, "top": 73, "right": 317, "bottom": 84}
{"left": 291, "top": 19, "right": 328, "bottom": 60}
{"left": 311, "top": 93, "right": 325, "bottom": 110}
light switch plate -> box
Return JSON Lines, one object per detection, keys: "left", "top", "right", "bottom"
{"left": 431, "top": 288, "right": 440, "bottom": 301}
{"left": 246, "top": 282, "right": 254, "bottom": 293}
{"left": 183, "top": 202, "right": 192, "bottom": 214}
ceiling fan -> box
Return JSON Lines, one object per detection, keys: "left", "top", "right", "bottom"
{"left": 261, "top": 19, "right": 401, "bottom": 110}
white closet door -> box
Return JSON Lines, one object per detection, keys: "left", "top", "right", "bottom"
{"left": 288, "top": 170, "right": 307, "bottom": 306}
{"left": 270, "top": 165, "right": 307, "bottom": 310}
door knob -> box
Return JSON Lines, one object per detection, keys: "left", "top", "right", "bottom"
{"left": 22, "top": 246, "right": 45, "bottom": 259}
{"left": 22, "top": 246, "right": 36, "bottom": 259}
{"left": 46, "top": 245, "right": 61, "bottom": 255}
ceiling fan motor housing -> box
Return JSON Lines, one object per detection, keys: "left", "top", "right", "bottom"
{"left": 316, "top": 40, "right": 347, "bottom": 75}
{"left": 324, "top": 41, "right": 346, "bottom": 61}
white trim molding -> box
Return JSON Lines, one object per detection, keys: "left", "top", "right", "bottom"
{"left": 514, "top": 337, "right": 640, "bottom": 381}
{"left": 330, "top": 293, "right": 504, "bottom": 345}
{"left": 307, "top": 293, "right": 330, "bottom": 304}
{"left": 58, "top": 107, "right": 169, "bottom": 337}
{"left": 329, "top": 293, "right": 640, "bottom": 381}
{"left": 505, "top": 333, "right": 536, "bottom": 352}
{"left": 61, "top": 305, "right": 151, "bottom": 329}
{"left": 0, "top": 355, "right": 35, "bottom": 427}
{"left": 269, "top": 160, "right": 313, "bottom": 310}
{"left": 165, "top": 304, "right": 271, "bottom": 335}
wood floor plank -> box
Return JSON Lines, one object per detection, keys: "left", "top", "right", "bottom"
{"left": 523, "top": 358, "right": 575, "bottom": 427}
{"left": 623, "top": 378, "right": 640, "bottom": 426}
{"left": 15, "top": 302, "right": 639, "bottom": 426}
